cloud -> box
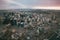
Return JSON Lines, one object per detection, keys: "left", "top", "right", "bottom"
{"left": 32, "top": 6, "right": 60, "bottom": 10}
{"left": 0, "top": 0, "right": 28, "bottom": 9}
{"left": 13, "top": 0, "right": 60, "bottom": 6}
{"left": 0, "top": 0, "right": 60, "bottom": 9}
{"left": 0, "top": 0, "right": 8, "bottom": 9}
{"left": 7, "top": 0, "right": 26, "bottom": 7}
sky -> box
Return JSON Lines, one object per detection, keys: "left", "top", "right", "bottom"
{"left": 0, "top": 0, "right": 60, "bottom": 10}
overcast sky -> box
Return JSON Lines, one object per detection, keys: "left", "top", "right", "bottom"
{"left": 0, "top": 0, "right": 60, "bottom": 9}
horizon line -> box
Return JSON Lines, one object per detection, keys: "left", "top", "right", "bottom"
{"left": 0, "top": 7, "right": 60, "bottom": 10}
